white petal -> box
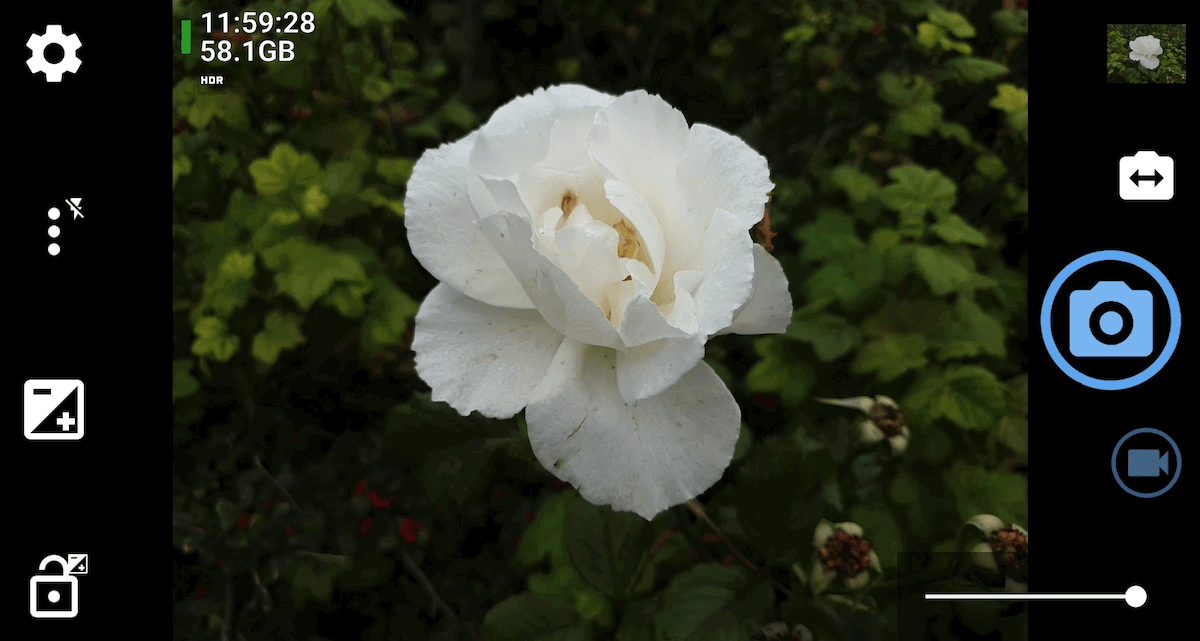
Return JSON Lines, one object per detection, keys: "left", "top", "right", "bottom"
{"left": 859, "top": 420, "right": 886, "bottom": 444}
{"left": 470, "top": 84, "right": 615, "bottom": 179}
{"left": 554, "top": 221, "right": 625, "bottom": 300}
{"left": 1142, "top": 56, "right": 1160, "bottom": 70}
{"left": 412, "top": 283, "right": 565, "bottom": 418}
{"left": 719, "top": 244, "right": 792, "bottom": 336}
{"left": 614, "top": 334, "right": 706, "bottom": 404}
{"left": 844, "top": 570, "right": 870, "bottom": 590}
{"left": 526, "top": 339, "right": 741, "bottom": 520}
{"left": 604, "top": 179, "right": 667, "bottom": 281}
{"left": 686, "top": 208, "right": 756, "bottom": 336}
{"left": 478, "top": 211, "right": 625, "bottom": 351}
{"left": 836, "top": 522, "right": 864, "bottom": 538}
{"left": 616, "top": 286, "right": 693, "bottom": 348}
{"left": 809, "top": 560, "right": 834, "bottom": 594}
{"left": 589, "top": 90, "right": 691, "bottom": 197}
{"left": 869, "top": 550, "right": 882, "bottom": 573}
{"left": 967, "top": 541, "right": 999, "bottom": 572}
{"left": 888, "top": 433, "right": 909, "bottom": 456}
{"left": 404, "top": 133, "right": 534, "bottom": 309}
{"left": 815, "top": 396, "right": 876, "bottom": 414}
{"left": 966, "top": 514, "right": 1005, "bottom": 536}
{"left": 813, "top": 520, "right": 834, "bottom": 546}
{"left": 874, "top": 395, "right": 899, "bottom": 408}
{"left": 677, "top": 123, "right": 774, "bottom": 232}
{"left": 1129, "top": 51, "right": 1143, "bottom": 62}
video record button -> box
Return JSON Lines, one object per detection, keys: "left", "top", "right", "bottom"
{"left": 1111, "top": 428, "right": 1180, "bottom": 498}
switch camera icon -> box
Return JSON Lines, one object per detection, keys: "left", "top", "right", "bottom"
{"left": 1119, "top": 150, "right": 1174, "bottom": 201}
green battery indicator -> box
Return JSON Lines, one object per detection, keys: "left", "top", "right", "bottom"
{"left": 181, "top": 20, "right": 191, "bottom": 54}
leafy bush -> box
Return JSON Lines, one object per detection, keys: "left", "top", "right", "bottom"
{"left": 172, "top": 0, "right": 1028, "bottom": 639}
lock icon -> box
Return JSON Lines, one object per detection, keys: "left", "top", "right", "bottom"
{"left": 30, "top": 554, "right": 78, "bottom": 618}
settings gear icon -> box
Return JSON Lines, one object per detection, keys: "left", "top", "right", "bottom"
{"left": 27, "top": 25, "right": 82, "bottom": 82}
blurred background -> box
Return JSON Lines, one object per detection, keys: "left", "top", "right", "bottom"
{"left": 172, "top": 1, "right": 1029, "bottom": 639}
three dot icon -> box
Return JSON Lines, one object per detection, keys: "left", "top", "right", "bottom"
{"left": 46, "top": 198, "right": 82, "bottom": 256}
{"left": 48, "top": 206, "right": 62, "bottom": 255}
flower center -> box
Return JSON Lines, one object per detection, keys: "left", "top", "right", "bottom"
{"left": 988, "top": 525, "right": 1028, "bottom": 581}
{"left": 870, "top": 403, "right": 905, "bottom": 437}
{"left": 818, "top": 529, "right": 873, "bottom": 578}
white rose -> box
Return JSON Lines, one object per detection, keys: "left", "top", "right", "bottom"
{"left": 1129, "top": 35, "right": 1163, "bottom": 69}
{"left": 404, "top": 84, "right": 792, "bottom": 520}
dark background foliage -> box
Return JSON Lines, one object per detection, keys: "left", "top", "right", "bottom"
{"left": 172, "top": 0, "right": 1029, "bottom": 639}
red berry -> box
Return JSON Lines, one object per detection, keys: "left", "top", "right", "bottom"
{"left": 549, "top": 480, "right": 566, "bottom": 490}
{"left": 368, "top": 490, "right": 395, "bottom": 509}
{"left": 686, "top": 548, "right": 698, "bottom": 557}
{"left": 524, "top": 511, "right": 534, "bottom": 522}
{"left": 284, "top": 525, "right": 294, "bottom": 537}
{"left": 359, "top": 518, "right": 374, "bottom": 535}
{"left": 263, "top": 500, "right": 271, "bottom": 509}
{"left": 514, "top": 536, "right": 522, "bottom": 547}
{"left": 354, "top": 480, "right": 367, "bottom": 496}
{"left": 400, "top": 517, "right": 423, "bottom": 543}
{"left": 293, "top": 434, "right": 300, "bottom": 441}
{"left": 236, "top": 513, "right": 248, "bottom": 530}
{"left": 195, "top": 584, "right": 208, "bottom": 600}
{"left": 493, "top": 490, "right": 503, "bottom": 500}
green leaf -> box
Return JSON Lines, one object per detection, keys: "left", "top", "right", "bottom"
{"left": 300, "top": 184, "right": 330, "bottom": 218}
{"left": 746, "top": 338, "right": 815, "bottom": 406}
{"left": 564, "top": 493, "right": 655, "bottom": 599}
{"left": 292, "top": 560, "right": 339, "bottom": 604}
{"left": 375, "top": 156, "right": 415, "bottom": 184}
{"left": 928, "top": 9, "right": 976, "bottom": 38}
{"left": 785, "top": 312, "right": 863, "bottom": 362}
{"left": 807, "top": 251, "right": 885, "bottom": 310}
{"left": 324, "top": 160, "right": 366, "bottom": 197}
{"left": 440, "top": 97, "right": 479, "bottom": 129}
{"left": 915, "top": 22, "right": 942, "bottom": 49}
{"left": 893, "top": 102, "right": 943, "bottom": 136}
{"left": 251, "top": 310, "right": 307, "bottom": 365}
{"left": 952, "top": 298, "right": 1006, "bottom": 357}
{"left": 945, "top": 56, "right": 1009, "bottom": 83}
{"left": 249, "top": 144, "right": 324, "bottom": 196}
{"left": 262, "top": 238, "right": 370, "bottom": 310}
{"left": 829, "top": 164, "right": 880, "bottom": 204}
{"left": 993, "top": 415, "right": 1028, "bottom": 461}
{"left": 335, "top": 0, "right": 406, "bottom": 28}
{"left": 172, "top": 359, "right": 200, "bottom": 401}
{"left": 361, "top": 75, "right": 395, "bottom": 103}
{"left": 878, "top": 165, "right": 958, "bottom": 224}
{"left": 191, "top": 316, "right": 240, "bottom": 362}
{"left": 930, "top": 214, "right": 988, "bottom": 246}
{"left": 793, "top": 208, "right": 862, "bottom": 261}
{"left": 889, "top": 470, "right": 920, "bottom": 505}
{"left": 943, "top": 461, "right": 1027, "bottom": 527}
{"left": 421, "top": 439, "right": 499, "bottom": 505}
{"left": 362, "top": 276, "right": 420, "bottom": 349}
{"left": 653, "top": 565, "right": 745, "bottom": 641}
{"left": 906, "top": 365, "right": 1006, "bottom": 430}
{"left": 851, "top": 333, "right": 929, "bottom": 382}
{"left": 988, "top": 83, "right": 1028, "bottom": 113}
{"left": 172, "top": 136, "right": 192, "bottom": 187}
{"left": 187, "top": 93, "right": 248, "bottom": 129}
{"left": 935, "top": 121, "right": 972, "bottom": 145}
{"left": 849, "top": 505, "right": 903, "bottom": 570}
{"left": 481, "top": 593, "right": 586, "bottom": 641}
{"left": 913, "top": 246, "right": 973, "bottom": 295}
{"left": 519, "top": 492, "right": 573, "bottom": 567}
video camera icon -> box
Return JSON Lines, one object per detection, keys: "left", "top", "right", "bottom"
{"left": 1112, "top": 428, "right": 1181, "bottom": 498}
{"left": 1128, "top": 449, "right": 1170, "bottom": 477}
